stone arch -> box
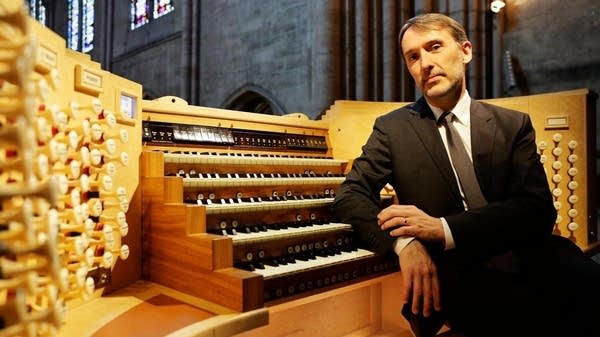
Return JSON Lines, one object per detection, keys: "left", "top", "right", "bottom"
{"left": 221, "top": 84, "right": 286, "bottom": 116}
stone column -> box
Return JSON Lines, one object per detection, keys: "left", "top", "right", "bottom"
{"left": 181, "top": 1, "right": 200, "bottom": 105}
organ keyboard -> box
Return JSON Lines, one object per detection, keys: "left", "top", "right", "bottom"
{"left": 140, "top": 101, "right": 400, "bottom": 311}
{"left": 227, "top": 222, "right": 351, "bottom": 244}
{"left": 202, "top": 197, "right": 334, "bottom": 214}
{"left": 162, "top": 151, "right": 348, "bottom": 166}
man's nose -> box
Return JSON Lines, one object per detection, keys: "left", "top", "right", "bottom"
{"left": 420, "top": 52, "right": 434, "bottom": 69}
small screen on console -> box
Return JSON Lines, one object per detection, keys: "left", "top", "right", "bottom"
{"left": 120, "top": 93, "right": 136, "bottom": 118}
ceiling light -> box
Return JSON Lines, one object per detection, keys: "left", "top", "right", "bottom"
{"left": 491, "top": 0, "right": 506, "bottom": 13}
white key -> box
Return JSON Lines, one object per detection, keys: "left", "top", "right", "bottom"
{"left": 164, "top": 152, "right": 348, "bottom": 167}
{"left": 254, "top": 249, "right": 375, "bottom": 279}
{"left": 205, "top": 198, "right": 334, "bottom": 215}
{"left": 231, "top": 222, "right": 351, "bottom": 245}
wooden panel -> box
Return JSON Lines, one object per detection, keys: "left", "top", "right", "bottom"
{"left": 142, "top": 203, "right": 226, "bottom": 271}
{"left": 148, "top": 260, "right": 263, "bottom": 312}
{"left": 142, "top": 99, "right": 330, "bottom": 135}
{"left": 235, "top": 273, "right": 414, "bottom": 337}
{"left": 322, "top": 100, "right": 409, "bottom": 161}
{"left": 57, "top": 281, "right": 268, "bottom": 337}
{"left": 140, "top": 151, "right": 166, "bottom": 178}
{"left": 485, "top": 89, "right": 597, "bottom": 248}
{"left": 164, "top": 177, "right": 184, "bottom": 203}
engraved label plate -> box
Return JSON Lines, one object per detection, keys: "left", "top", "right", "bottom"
{"left": 544, "top": 115, "right": 569, "bottom": 129}
{"left": 35, "top": 44, "right": 58, "bottom": 74}
{"left": 74, "top": 64, "right": 103, "bottom": 95}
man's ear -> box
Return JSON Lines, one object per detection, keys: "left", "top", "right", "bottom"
{"left": 461, "top": 41, "right": 473, "bottom": 64}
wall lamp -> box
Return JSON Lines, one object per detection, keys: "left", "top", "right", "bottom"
{"left": 490, "top": 0, "right": 506, "bottom": 13}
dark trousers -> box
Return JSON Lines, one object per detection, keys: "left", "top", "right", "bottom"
{"left": 402, "top": 235, "right": 600, "bottom": 337}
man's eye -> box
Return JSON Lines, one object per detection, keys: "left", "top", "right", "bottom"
{"left": 431, "top": 44, "right": 442, "bottom": 50}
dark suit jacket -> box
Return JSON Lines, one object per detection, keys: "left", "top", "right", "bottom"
{"left": 332, "top": 97, "right": 557, "bottom": 267}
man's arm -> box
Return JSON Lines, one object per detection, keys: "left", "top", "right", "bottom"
{"left": 332, "top": 116, "right": 399, "bottom": 257}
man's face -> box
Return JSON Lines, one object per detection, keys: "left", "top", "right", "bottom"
{"left": 401, "top": 27, "right": 472, "bottom": 107}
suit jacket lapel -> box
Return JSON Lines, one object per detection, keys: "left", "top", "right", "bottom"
{"left": 407, "top": 98, "right": 462, "bottom": 200}
{"left": 470, "top": 100, "right": 495, "bottom": 193}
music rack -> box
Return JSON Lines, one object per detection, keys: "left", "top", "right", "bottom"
{"left": 142, "top": 120, "right": 329, "bottom": 152}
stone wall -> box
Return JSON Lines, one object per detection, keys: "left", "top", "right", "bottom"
{"left": 47, "top": 0, "right": 599, "bottom": 121}
{"left": 503, "top": 0, "right": 599, "bottom": 99}
{"left": 198, "top": 0, "right": 341, "bottom": 116}
{"left": 502, "top": 0, "right": 599, "bottom": 182}
{"left": 109, "top": 1, "right": 183, "bottom": 100}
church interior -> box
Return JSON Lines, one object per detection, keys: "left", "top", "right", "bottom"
{"left": 1, "top": 0, "right": 599, "bottom": 336}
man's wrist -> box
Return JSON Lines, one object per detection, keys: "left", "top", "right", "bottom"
{"left": 393, "top": 236, "right": 416, "bottom": 256}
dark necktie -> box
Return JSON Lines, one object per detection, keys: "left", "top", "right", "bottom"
{"left": 440, "top": 111, "right": 487, "bottom": 209}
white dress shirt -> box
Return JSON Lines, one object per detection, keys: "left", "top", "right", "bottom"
{"left": 393, "top": 91, "right": 473, "bottom": 255}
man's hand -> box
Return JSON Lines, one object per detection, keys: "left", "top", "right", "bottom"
{"left": 399, "top": 240, "right": 442, "bottom": 317}
{"left": 378, "top": 204, "right": 445, "bottom": 243}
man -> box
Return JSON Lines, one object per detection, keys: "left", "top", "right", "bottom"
{"left": 332, "top": 13, "right": 600, "bottom": 337}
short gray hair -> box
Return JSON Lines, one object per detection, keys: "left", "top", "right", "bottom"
{"left": 399, "top": 13, "right": 469, "bottom": 48}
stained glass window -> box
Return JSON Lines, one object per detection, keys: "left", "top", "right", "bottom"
{"left": 28, "top": 0, "right": 47, "bottom": 26}
{"left": 67, "top": 0, "right": 95, "bottom": 53}
{"left": 131, "top": 0, "right": 174, "bottom": 30}
{"left": 131, "top": 0, "right": 150, "bottom": 30}
{"left": 153, "top": 0, "right": 174, "bottom": 19}
{"left": 67, "top": 0, "right": 80, "bottom": 51}
{"left": 82, "top": 0, "right": 95, "bottom": 52}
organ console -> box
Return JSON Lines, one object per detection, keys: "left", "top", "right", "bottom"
{"left": 1, "top": 2, "right": 597, "bottom": 336}
{"left": 139, "top": 101, "right": 399, "bottom": 312}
